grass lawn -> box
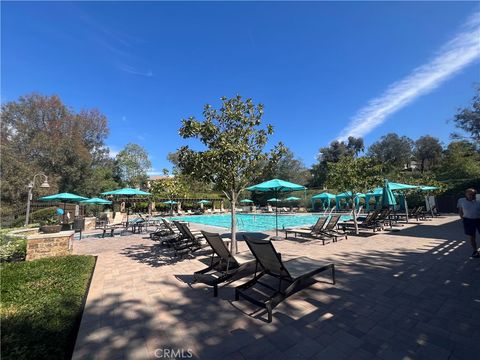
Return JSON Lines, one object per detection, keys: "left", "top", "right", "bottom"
{"left": 1, "top": 255, "right": 96, "bottom": 360}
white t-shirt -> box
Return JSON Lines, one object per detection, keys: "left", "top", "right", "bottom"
{"left": 457, "top": 198, "right": 480, "bottom": 219}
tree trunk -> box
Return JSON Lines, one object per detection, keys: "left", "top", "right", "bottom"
{"left": 230, "top": 191, "right": 238, "bottom": 254}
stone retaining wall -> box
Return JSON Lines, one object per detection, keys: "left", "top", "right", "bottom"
{"left": 26, "top": 231, "right": 74, "bottom": 261}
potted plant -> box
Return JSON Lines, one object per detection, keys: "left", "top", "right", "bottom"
{"left": 39, "top": 215, "right": 62, "bottom": 234}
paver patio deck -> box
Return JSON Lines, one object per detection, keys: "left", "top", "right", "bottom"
{"left": 72, "top": 215, "right": 480, "bottom": 360}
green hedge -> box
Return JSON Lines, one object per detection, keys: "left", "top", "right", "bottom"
{"left": 0, "top": 234, "right": 27, "bottom": 262}
{"left": 1, "top": 255, "right": 96, "bottom": 360}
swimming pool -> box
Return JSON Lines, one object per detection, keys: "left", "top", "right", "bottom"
{"left": 172, "top": 213, "right": 352, "bottom": 232}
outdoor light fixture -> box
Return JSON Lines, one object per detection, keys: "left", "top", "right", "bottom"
{"left": 25, "top": 173, "right": 50, "bottom": 226}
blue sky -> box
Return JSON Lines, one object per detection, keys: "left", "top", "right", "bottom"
{"left": 2, "top": 1, "right": 479, "bottom": 174}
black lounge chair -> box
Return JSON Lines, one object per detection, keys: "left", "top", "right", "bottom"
{"left": 284, "top": 216, "right": 331, "bottom": 244}
{"left": 194, "top": 231, "right": 258, "bottom": 297}
{"left": 340, "top": 210, "right": 380, "bottom": 232}
{"left": 235, "top": 237, "right": 335, "bottom": 322}
{"left": 320, "top": 215, "right": 347, "bottom": 241}
{"left": 171, "top": 221, "right": 203, "bottom": 256}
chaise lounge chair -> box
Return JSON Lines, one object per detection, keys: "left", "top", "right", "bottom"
{"left": 235, "top": 236, "right": 335, "bottom": 322}
{"left": 284, "top": 216, "right": 331, "bottom": 244}
{"left": 319, "top": 214, "right": 347, "bottom": 241}
{"left": 194, "top": 231, "right": 259, "bottom": 297}
{"left": 340, "top": 209, "right": 380, "bottom": 232}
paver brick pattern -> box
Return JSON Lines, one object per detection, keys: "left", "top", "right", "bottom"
{"left": 72, "top": 216, "right": 480, "bottom": 359}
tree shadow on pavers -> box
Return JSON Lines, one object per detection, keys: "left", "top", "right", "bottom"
{"left": 120, "top": 243, "right": 197, "bottom": 268}
{"left": 385, "top": 218, "right": 464, "bottom": 241}
{"left": 76, "top": 232, "right": 480, "bottom": 359}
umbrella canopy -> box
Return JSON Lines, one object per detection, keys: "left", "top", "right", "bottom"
{"left": 382, "top": 179, "right": 397, "bottom": 207}
{"left": 267, "top": 198, "right": 281, "bottom": 202}
{"left": 285, "top": 196, "right": 301, "bottom": 201}
{"left": 101, "top": 188, "right": 151, "bottom": 196}
{"left": 197, "top": 200, "right": 211, "bottom": 204}
{"left": 39, "top": 192, "right": 89, "bottom": 202}
{"left": 163, "top": 200, "right": 178, "bottom": 204}
{"left": 311, "top": 192, "right": 336, "bottom": 200}
{"left": 247, "top": 179, "right": 306, "bottom": 238}
{"left": 81, "top": 197, "right": 112, "bottom": 205}
{"left": 240, "top": 199, "right": 254, "bottom": 203}
{"left": 247, "top": 178, "right": 306, "bottom": 192}
{"left": 39, "top": 192, "right": 89, "bottom": 223}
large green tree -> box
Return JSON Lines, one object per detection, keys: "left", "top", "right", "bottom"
{"left": 368, "top": 133, "right": 413, "bottom": 171}
{"left": 115, "top": 143, "right": 152, "bottom": 187}
{"left": 256, "top": 147, "right": 311, "bottom": 185}
{"left": 414, "top": 135, "right": 443, "bottom": 173}
{"left": 309, "top": 137, "right": 364, "bottom": 187}
{"left": 435, "top": 141, "right": 480, "bottom": 181}
{"left": 177, "top": 95, "right": 283, "bottom": 252}
{"left": 452, "top": 87, "right": 480, "bottom": 146}
{"left": 326, "top": 156, "right": 382, "bottom": 234}
{"left": 0, "top": 93, "right": 112, "bottom": 205}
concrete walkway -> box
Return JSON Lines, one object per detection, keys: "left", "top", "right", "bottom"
{"left": 72, "top": 216, "right": 480, "bottom": 359}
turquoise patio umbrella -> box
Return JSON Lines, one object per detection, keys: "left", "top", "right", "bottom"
{"left": 39, "top": 192, "right": 89, "bottom": 222}
{"left": 197, "top": 200, "right": 211, "bottom": 204}
{"left": 101, "top": 188, "right": 151, "bottom": 222}
{"left": 381, "top": 179, "right": 397, "bottom": 208}
{"left": 80, "top": 197, "right": 112, "bottom": 205}
{"left": 240, "top": 199, "right": 254, "bottom": 203}
{"left": 81, "top": 197, "right": 113, "bottom": 218}
{"left": 101, "top": 188, "right": 151, "bottom": 196}
{"left": 247, "top": 178, "right": 306, "bottom": 237}
{"left": 267, "top": 198, "right": 281, "bottom": 202}
{"left": 285, "top": 196, "right": 301, "bottom": 201}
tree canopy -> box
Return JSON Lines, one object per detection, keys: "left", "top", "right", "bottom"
{"left": 452, "top": 87, "right": 480, "bottom": 146}
{"left": 115, "top": 143, "right": 152, "bottom": 187}
{"left": 177, "top": 95, "right": 283, "bottom": 252}
{"left": 368, "top": 133, "right": 413, "bottom": 170}
{"left": 0, "top": 93, "right": 115, "bottom": 206}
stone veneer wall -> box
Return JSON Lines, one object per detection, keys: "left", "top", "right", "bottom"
{"left": 26, "top": 231, "right": 74, "bottom": 261}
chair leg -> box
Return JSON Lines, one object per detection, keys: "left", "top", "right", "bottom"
{"left": 213, "top": 284, "right": 218, "bottom": 297}
{"left": 331, "top": 265, "right": 336, "bottom": 284}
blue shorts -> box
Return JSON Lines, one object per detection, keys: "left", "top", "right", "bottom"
{"left": 463, "top": 218, "right": 480, "bottom": 236}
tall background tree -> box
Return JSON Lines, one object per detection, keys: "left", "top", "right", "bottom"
{"left": 0, "top": 93, "right": 116, "bottom": 208}
{"left": 115, "top": 143, "right": 152, "bottom": 187}
{"left": 309, "top": 137, "right": 364, "bottom": 188}
{"left": 177, "top": 95, "right": 284, "bottom": 252}
{"left": 368, "top": 133, "right": 413, "bottom": 171}
{"left": 452, "top": 86, "right": 480, "bottom": 146}
{"left": 414, "top": 136, "right": 443, "bottom": 173}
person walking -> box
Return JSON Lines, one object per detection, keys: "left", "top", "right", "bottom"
{"left": 457, "top": 188, "right": 480, "bottom": 258}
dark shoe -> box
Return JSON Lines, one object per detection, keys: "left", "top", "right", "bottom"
{"left": 471, "top": 251, "right": 480, "bottom": 258}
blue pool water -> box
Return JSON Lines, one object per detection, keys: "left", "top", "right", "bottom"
{"left": 172, "top": 213, "right": 352, "bottom": 232}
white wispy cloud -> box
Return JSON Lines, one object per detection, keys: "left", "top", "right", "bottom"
{"left": 117, "top": 63, "right": 154, "bottom": 77}
{"left": 337, "top": 11, "right": 480, "bottom": 141}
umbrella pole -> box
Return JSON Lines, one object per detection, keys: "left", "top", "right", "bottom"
{"left": 404, "top": 196, "right": 409, "bottom": 223}
{"left": 63, "top": 202, "right": 66, "bottom": 224}
{"left": 275, "top": 190, "right": 279, "bottom": 237}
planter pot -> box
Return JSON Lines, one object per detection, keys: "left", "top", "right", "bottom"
{"left": 39, "top": 225, "right": 62, "bottom": 234}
